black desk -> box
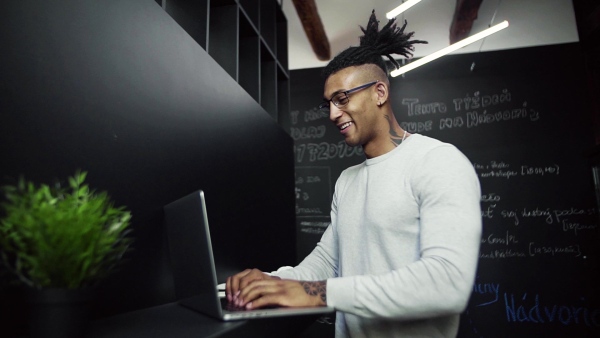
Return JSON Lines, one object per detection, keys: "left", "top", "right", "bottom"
{"left": 88, "top": 302, "right": 326, "bottom": 338}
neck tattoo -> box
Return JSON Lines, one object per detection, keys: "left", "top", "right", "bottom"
{"left": 399, "top": 130, "right": 407, "bottom": 144}
{"left": 385, "top": 115, "right": 408, "bottom": 146}
{"left": 390, "top": 130, "right": 408, "bottom": 146}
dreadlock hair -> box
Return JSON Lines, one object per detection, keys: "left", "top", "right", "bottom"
{"left": 322, "top": 10, "right": 427, "bottom": 80}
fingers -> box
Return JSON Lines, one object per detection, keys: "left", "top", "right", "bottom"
{"left": 225, "top": 268, "right": 268, "bottom": 302}
{"left": 227, "top": 273, "right": 327, "bottom": 310}
{"left": 245, "top": 293, "right": 281, "bottom": 310}
{"left": 237, "top": 280, "right": 283, "bottom": 309}
{"left": 226, "top": 269, "right": 252, "bottom": 302}
{"left": 236, "top": 279, "right": 321, "bottom": 309}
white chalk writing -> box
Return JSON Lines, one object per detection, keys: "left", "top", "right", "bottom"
{"left": 472, "top": 281, "right": 500, "bottom": 306}
{"left": 402, "top": 98, "right": 447, "bottom": 116}
{"left": 466, "top": 103, "right": 540, "bottom": 128}
{"left": 290, "top": 126, "right": 326, "bottom": 140}
{"left": 482, "top": 204, "right": 496, "bottom": 219}
{"left": 481, "top": 231, "right": 519, "bottom": 246}
{"left": 498, "top": 206, "right": 595, "bottom": 226}
{"left": 294, "top": 142, "right": 364, "bottom": 163}
{"left": 295, "top": 206, "right": 323, "bottom": 215}
{"left": 562, "top": 219, "right": 598, "bottom": 236}
{"left": 400, "top": 120, "right": 433, "bottom": 133}
{"left": 481, "top": 193, "right": 501, "bottom": 203}
{"left": 290, "top": 108, "right": 328, "bottom": 125}
{"left": 479, "top": 248, "right": 527, "bottom": 259}
{"left": 453, "top": 90, "right": 512, "bottom": 111}
{"left": 528, "top": 242, "right": 582, "bottom": 257}
{"left": 475, "top": 161, "right": 560, "bottom": 179}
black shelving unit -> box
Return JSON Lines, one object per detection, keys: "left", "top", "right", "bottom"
{"left": 162, "top": 0, "right": 209, "bottom": 50}
{"left": 157, "top": 0, "right": 289, "bottom": 123}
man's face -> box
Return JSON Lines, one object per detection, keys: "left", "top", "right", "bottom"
{"left": 323, "top": 67, "right": 382, "bottom": 148}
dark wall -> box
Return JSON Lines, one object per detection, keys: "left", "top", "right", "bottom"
{"left": 287, "top": 43, "right": 600, "bottom": 337}
{"left": 0, "top": 0, "right": 296, "bottom": 334}
{"left": 573, "top": 0, "right": 600, "bottom": 145}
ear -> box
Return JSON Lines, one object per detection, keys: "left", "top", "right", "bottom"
{"left": 374, "top": 81, "right": 389, "bottom": 106}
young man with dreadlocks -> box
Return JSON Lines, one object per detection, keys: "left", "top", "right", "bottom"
{"left": 226, "top": 10, "right": 481, "bottom": 337}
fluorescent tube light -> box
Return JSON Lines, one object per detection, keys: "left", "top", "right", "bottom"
{"left": 390, "top": 20, "right": 509, "bottom": 77}
{"left": 386, "top": 0, "right": 422, "bottom": 19}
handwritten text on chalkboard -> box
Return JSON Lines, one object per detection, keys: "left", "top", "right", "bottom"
{"left": 398, "top": 89, "right": 541, "bottom": 133}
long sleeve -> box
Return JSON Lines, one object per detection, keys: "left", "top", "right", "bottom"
{"left": 326, "top": 143, "right": 481, "bottom": 320}
{"left": 275, "top": 134, "right": 481, "bottom": 337}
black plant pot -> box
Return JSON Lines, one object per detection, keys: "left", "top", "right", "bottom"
{"left": 26, "top": 288, "right": 94, "bottom": 338}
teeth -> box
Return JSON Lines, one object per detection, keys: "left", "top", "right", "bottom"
{"left": 340, "top": 122, "right": 352, "bottom": 130}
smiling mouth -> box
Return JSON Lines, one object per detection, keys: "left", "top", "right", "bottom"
{"left": 339, "top": 122, "right": 353, "bottom": 131}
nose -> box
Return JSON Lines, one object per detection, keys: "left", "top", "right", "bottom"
{"left": 329, "top": 103, "right": 343, "bottom": 122}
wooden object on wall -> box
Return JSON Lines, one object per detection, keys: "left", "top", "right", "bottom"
{"left": 449, "top": 0, "right": 484, "bottom": 44}
{"left": 291, "top": 0, "right": 330, "bottom": 61}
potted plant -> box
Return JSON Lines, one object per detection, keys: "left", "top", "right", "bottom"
{"left": 0, "top": 171, "right": 133, "bottom": 338}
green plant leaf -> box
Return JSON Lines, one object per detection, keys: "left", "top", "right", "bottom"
{"left": 0, "top": 171, "right": 133, "bottom": 289}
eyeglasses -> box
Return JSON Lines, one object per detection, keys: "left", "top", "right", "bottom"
{"left": 318, "top": 81, "right": 378, "bottom": 112}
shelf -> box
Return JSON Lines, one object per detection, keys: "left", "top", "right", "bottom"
{"left": 239, "top": 13, "right": 260, "bottom": 101}
{"left": 159, "top": 0, "right": 288, "bottom": 124}
{"left": 277, "top": 67, "right": 290, "bottom": 126}
{"left": 239, "top": 0, "right": 259, "bottom": 30}
{"left": 163, "top": 0, "right": 209, "bottom": 49}
{"left": 260, "top": 0, "right": 276, "bottom": 56}
{"left": 276, "top": 5, "right": 288, "bottom": 71}
{"left": 208, "top": 2, "right": 238, "bottom": 80}
{"left": 261, "top": 42, "right": 277, "bottom": 120}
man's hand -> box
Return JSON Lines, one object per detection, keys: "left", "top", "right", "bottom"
{"left": 226, "top": 268, "right": 279, "bottom": 303}
{"left": 237, "top": 279, "right": 327, "bottom": 310}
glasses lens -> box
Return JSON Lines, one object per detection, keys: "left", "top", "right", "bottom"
{"left": 318, "top": 102, "right": 330, "bottom": 112}
{"left": 333, "top": 93, "right": 349, "bottom": 107}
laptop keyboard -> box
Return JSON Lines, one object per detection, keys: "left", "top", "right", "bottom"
{"left": 220, "top": 298, "right": 253, "bottom": 312}
{"left": 220, "top": 297, "right": 280, "bottom": 312}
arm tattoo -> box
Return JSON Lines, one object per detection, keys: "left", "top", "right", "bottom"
{"left": 384, "top": 114, "right": 404, "bottom": 146}
{"left": 300, "top": 281, "right": 327, "bottom": 304}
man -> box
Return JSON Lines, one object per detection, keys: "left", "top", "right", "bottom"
{"left": 226, "top": 11, "right": 482, "bottom": 337}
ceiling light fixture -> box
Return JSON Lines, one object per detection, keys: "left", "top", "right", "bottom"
{"left": 390, "top": 20, "right": 509, "bottom": 77}
{"left": 386, "top": 0, "right": 422, "bottom": 19}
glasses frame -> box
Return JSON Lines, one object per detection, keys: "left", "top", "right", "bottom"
{"left": 319, "top": 80, "right": 378, "bottom": 111}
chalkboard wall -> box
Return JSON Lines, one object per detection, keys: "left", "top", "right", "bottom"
{"left": 288, "top": 43, "right": 599, "bottom": 337}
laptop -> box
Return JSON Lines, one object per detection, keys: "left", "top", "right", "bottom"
{"left": 163, "top": 190, "right": 334, "bottom": 321}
